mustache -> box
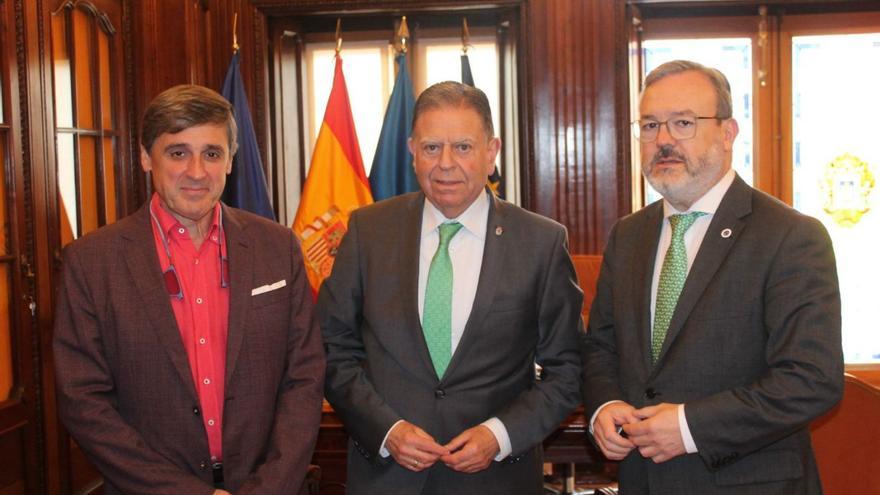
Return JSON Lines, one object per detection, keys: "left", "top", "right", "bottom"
{"left": 650, "top": 146, "right": 687, "bottom": 166}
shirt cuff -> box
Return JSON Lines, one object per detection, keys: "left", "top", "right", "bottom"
{"left": 481, "top": 417, "right": 512, "bottom": 461}
{"left": 589, "top": 400, "right": 625, "bottom": 435}
{"left": 379, "top": 419, "right": 406, "bottom": 458}
{"left": 678, "top": 404, "right": 698, "bottom": 454}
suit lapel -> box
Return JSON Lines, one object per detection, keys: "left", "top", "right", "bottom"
{"left": 399, "top": 194, "right": 439, "bottom": 379}
{"left": 442, "top": 194, "right": 506, "bottom": 382}
{"left": 123, "top": 206, "right": 198, "bottom": 400}
{"left": 635, "top": 203, "right": 664, "bottom": 374}
{"left": 653, "top": 176, "right": 752, "bottom": 369}
{"left": 222, "top": 206, "right": 255, "bottom": 386}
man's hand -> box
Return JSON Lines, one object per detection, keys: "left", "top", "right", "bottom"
{"left": 593, "top": 402, "right": 639, "bottom": 460}
{"left": 385, "top": 421, "right": 449, "bottom": 472}
{"left": 441, "top": 425, "right": 500, "bottom": 473}
{"left": 213, "top": 490, "right": 231, "bottom": 495}
{"left": 624, "top": 402, "right": 686, "bottom": 463}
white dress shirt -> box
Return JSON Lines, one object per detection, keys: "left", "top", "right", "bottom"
{"left": 590, "top": 169, "right": 736, "bottom": 454}
{"left": 381, "top": 191, "right": 512, "bottom": 461}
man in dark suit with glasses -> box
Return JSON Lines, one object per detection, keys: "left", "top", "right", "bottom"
{"left": 582, "top": 60, "right": 843, "bottom": 494}
{"left": 54, "top": 84, "right": 324, "bottom": 495}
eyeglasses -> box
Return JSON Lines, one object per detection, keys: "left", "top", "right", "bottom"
{"left": 150, "top": 205, "right": 229, "bottom": 300}
{"left": 631, "top": 116, "right": 723, "bottom": 142}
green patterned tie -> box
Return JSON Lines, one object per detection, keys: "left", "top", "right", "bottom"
{"left": 423, "top": 222, "right": 464, "bottom": 378}
{"left": 652, "top": 212, "right": 706, "bottom": 362}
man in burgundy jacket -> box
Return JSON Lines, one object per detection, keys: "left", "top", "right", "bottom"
{"left": 53, "top": 85, "right": 324, "bottom": 495}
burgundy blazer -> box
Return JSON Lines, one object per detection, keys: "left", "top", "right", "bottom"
{"left": 54, "top": 204, "right": 325, "bottom": 495}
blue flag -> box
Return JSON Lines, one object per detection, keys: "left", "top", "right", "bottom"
{"left": 369, "top": 53, "right": 418, "bottom": 201}
{"left": 461, "top": 53, "right": 475, "bottom": 86}
{"left": 220, "top": 51, "right": 275, "bottom": 220}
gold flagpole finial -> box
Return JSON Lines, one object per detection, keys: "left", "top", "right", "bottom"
{"left": 394, "top": 16, "right": 410, "bottom": 54}
{"left": 335, "top": 18, "right": 343, "bottom": 54}
{"left": 232, "top": 13, "right": 239, "bottom": 52}
{"left": 461, "top": 17, "right": 471, "bottom": 54}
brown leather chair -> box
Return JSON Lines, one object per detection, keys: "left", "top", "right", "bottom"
{"left": 810, "top": 372, "right": 880, "bottom": 495}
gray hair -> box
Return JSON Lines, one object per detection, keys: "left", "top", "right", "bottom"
{"left": 643, "top": 60, "right": 733, "bottom": 120}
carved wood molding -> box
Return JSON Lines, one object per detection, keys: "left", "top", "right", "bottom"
{"left": 250, "top": 0, "right": 522, "bottom": 16}
{"left": 52, "top": 0, "right": 116, "bottom": 35}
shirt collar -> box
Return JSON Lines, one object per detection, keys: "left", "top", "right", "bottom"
{"left": 149, "top": 192, "right": 223, "bottom": 245}
{"left": 421, "top": 190, "right": 490, "bottom": 241}
{"left": 662, "top": 168, "right": 736, "bottom": 217}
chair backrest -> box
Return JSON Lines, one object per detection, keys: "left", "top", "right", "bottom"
{"left": 810, "top": 372, "right": 880, "bottom": 494}
{"left": 571, "top": 254, "right": 603, "bottom": 318}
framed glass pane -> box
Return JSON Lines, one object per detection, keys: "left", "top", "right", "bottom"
{"left": 791, "top": 32, "right": 880, "bottom": 364}
{"left": 98, "top": 30, "right": 113, "bottom": 130}
{"left": 72, "top": 8, "right": 94, "bottom": 129}
{"left": 641, "top": 38, "right": 754, "bottom": 204}
{"left": 58, "top": 133, "right": 77, "bottom": 243}
{"left": 102, "top": 137, "right": 116, "bottom": 223}
{"left": 0, "top": 263, "right": 12, "bottom": 401}
{"left": 305, "top": 42, "right": 392, "bottom": 175}
{"left": 78, "top": 136, "right": 98, "bottom": 235}
{"left": 0, "top": 131, "right": 7, "bottom": 255}
{"left": 51, "top": 12, "right": 74, "bottom": 128}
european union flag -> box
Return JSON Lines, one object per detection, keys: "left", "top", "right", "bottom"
{"left": 369, "top": 53, "right": 418, "bottom": 201}
{"left": 221, "top": 51, "right": 275, "bottom": 220}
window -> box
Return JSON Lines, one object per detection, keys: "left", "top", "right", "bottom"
{"left": 632, "top": 8, "right": 880, "bottom": 364}
{"left": 271, "top": 14, "right": 514, "bottom": 225}
{"left": 787, "top": 28, "right": 880, "bottom": 364}
{"left": 51, "top": 1, "right": 125, "bottom": 243}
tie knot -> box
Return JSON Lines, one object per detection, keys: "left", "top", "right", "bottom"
{"left": 438, "top": 222, "right": 463, "bottom": 247}
{"left": 668, "top": 212, "right": 705, "bottom": 238}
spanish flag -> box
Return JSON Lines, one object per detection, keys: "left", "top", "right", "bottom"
{"left": 293, "top": 55, "right": 372, "bottom": 293}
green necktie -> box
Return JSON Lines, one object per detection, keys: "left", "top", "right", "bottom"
{"left": 652, "top": 212, "right": 706, "bottom": 362}
{"left": 423, "top": 222, "right": 464, "bottom": 378}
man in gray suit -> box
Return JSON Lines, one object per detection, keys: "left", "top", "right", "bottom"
{"left": 54, "top": 85, "right": 324, "bottom": 494}
{"left": 581, "top": 60, "right": 843, "bottom": 493}
{"left": 318, "top": 81, "right": 583, "bottom": 494}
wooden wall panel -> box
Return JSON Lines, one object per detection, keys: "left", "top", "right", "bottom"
{"left": 525, "top": 0, "right": 630, "bottom": 254}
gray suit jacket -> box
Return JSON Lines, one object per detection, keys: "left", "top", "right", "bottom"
{"left": 54, "top": 204, "right": 325, "bottom": 495}
{"left": 582, "top": 176, "right": 843, "bottom": 494}
{"left": 317, "top": 192, "right": 583, "bottom": 494}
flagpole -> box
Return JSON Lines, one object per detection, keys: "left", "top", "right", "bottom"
{"left": 335, "top": 18, "right": 343, "bottom": 55}
{"left": 232, "top": 12, "right": 239, "bottom": 53}
{"left": 394, "top": 16, "right": 410, "bottom": 55}
{"left": 461, "top": 17, "right": 470, "bottom": 54}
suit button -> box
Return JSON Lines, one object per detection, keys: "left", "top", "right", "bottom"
{"left": 435, "top": 389, "right": 446, "bottom": 398}
{"left": 200, "top": 461, "right": 208, "bottom": 470}
{"left": 645, "top": 388, "right": 658, "bottom": 399}
{"left": 193, "top": 406, "right": 200, "bottom": 415}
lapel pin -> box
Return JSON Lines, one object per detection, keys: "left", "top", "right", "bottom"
{"left": 721, "top": 228, "right": 732, "bottom": 238}
{"left": 495, "top": 226, "right": 503, "bottom": 236}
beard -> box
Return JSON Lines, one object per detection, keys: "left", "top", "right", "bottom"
{"left": 643, "top": 143, "right": 727, "bottom": 208}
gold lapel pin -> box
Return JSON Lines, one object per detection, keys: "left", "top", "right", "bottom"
{"left": 495, "top": 226, "right": 503, "bottom": 236}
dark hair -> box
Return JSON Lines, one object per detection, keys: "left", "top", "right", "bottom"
{"left": 412, "top": 81, "right": 494, "bottom": 136}
{"left": 140, "top": 84, "right": 238, "bottom": 154}
{"left": 643, "top": 60, "right": 733, "bottom": 120}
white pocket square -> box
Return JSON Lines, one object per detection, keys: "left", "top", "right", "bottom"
{"left": 251, "top": 279, "right": 287, "bottom": 296}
